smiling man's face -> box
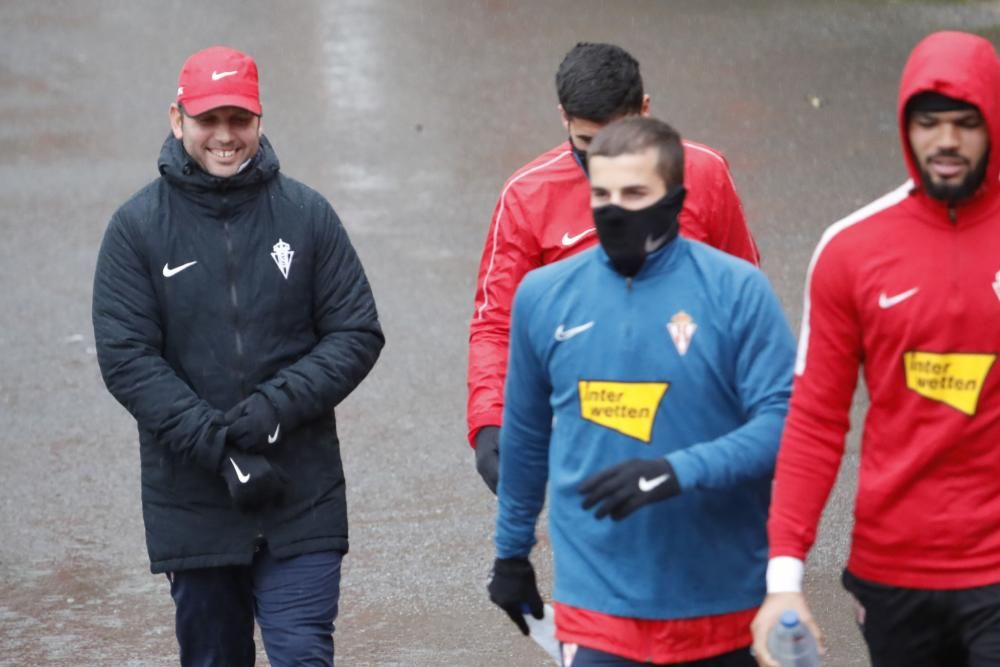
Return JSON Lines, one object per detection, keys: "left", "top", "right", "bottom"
{"left": 169, "top": 104, "right": 262, "bottom": 178}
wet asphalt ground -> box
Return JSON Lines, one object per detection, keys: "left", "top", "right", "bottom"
{"left": 2, "top": 1, "right": 999, "bottom": 665}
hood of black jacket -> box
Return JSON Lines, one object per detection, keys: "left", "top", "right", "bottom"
{"left": 157, "top": 133, "right": 281, "bottom": 194}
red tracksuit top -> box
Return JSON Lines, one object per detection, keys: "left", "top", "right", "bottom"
{"left": 467, "top": 139, "right": 759, "bottom": 443}
{"left": 769, "top": 31, "right": 1000, "bottom": 589}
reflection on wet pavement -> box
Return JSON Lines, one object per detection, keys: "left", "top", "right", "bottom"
{"left": 2, "top": 1, "right": 998, "bottom": 664}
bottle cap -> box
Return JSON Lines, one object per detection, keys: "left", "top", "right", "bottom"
{"left": 780, "top": 610, "right": 800, "bottom": 628}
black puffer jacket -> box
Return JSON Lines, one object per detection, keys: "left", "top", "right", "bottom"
{"left": 93, "top": 135, "right": 384, "bottom": 573}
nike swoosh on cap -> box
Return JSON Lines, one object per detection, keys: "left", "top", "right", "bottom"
{"left": 212, "top": 70, "right": 238, "bottom": 81}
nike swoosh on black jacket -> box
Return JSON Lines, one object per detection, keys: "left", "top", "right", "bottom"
{"left": 92, "top": 135, "right": 384, "bottom": 573}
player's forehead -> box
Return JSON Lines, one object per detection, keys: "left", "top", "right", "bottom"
{"left": 588, "top": 148, "right": 660, "bottom": 188}
{"left": 911, "top": 108, "right": 984, "bottom": 124}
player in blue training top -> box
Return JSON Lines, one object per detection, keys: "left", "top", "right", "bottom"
{"left": 487, "top": 116, "right": 796, "bottom": 666}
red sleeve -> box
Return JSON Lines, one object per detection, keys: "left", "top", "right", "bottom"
{"left": 768, "top": 233, "right": 861, "bottom": 559}
{"left": 466, "top": 186, "right": 541, "bottom": 445}
{"left": 680, "top": 143, "right": 760, "bottom": 266}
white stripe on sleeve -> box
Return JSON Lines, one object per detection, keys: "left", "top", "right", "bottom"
{"left": 795, "top": 181, "right": 913, "bottom": 376}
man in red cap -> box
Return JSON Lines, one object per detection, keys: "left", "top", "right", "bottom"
{"left": 169, "top": 45, "right": 265, "bottom": 178}
{"left": 93, "top": 46, "right": 384, "bottom": 666}
{"left": 751, "top": 31, "right": 1000, "bottom": 667}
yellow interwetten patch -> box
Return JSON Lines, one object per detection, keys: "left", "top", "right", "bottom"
{"left": 577, "top": 380, "right": 669, "bottom": 443}
{"left": 903, "top": 351, "right": 996, "bottom": 415}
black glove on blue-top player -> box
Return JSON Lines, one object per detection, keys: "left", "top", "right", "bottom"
{"left": 224, "top": 392, "right": 281, "bottom": 453}
{"left": 487, "top": 557, "right": 544, "bottom": 635}
{"left": 579, "top": 458, "right": 681, "bottom": 520}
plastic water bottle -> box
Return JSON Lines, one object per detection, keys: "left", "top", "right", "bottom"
{"left": 766, "top": 610, "right": 820, "bottom": 667}
{"left": 523, "top": 603, "right": 560, "bottom": 665}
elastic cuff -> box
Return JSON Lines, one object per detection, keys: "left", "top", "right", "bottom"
{"left": 766, "top": 556, "right": 804, "bottom": 593}
{"left": 658, "top": 458, "right": 682, "bottom": 498}
{"left": 467, "top": 418, "right": 502, "bottom": 447}
{"left": 204, "top": 422, "right": 228, "bottom": 474}
{"left": 259, "top": 379, "right": 294, "bottom": 429}
{"left": 663, "top": 451, "right": 692, "bottom": 492}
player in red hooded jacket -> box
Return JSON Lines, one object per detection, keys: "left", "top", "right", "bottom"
{"left": 751, "top": 31, "right": 1000, "bottom": 667}
{"left": 468, "top": 43, "right": 759, "bottom": 493}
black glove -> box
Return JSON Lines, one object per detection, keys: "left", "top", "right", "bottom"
{"left": 220, "top": 448, "right": 286, "bottom": 512}
{"left": 579, "top": 457, "right": 681, "bottom": 520}
{"left": 487, "top": 557, "right": 544, "bottom": 635}
{"left": 224, "top": 393, "right": 281, "bottom": 453}
{"left": 474, "top": 426, "right": 500, "bottom": 494}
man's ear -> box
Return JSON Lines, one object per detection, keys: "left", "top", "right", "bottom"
{"left": 640, "top": 94, "right": 651, "bottom": 117}
{"left": 169, "top": 103, "right": 184, "bottom": 140}
{"left": 558, "top": 104, "right": 570, "bottom": 131}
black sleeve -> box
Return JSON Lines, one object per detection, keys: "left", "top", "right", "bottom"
{"left": 257, "top": 200, "right": 384, "bottom": 428}
{"left": 92, "top": 210, "right": 226, "bottom": 472}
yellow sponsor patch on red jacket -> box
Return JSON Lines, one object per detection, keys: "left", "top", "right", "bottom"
{"left": 903, "top": 351, "right": 996, "bottom": 415}
{"left": 578, "top": 380, "right": 669, "bottom": 443}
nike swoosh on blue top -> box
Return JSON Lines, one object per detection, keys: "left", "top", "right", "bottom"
{"left": 554, "top": 321, "right": 595, "bottom": 341}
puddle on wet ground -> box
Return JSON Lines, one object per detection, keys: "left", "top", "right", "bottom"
{"left": 0, "top": 557, "right": 176, "bottom": 665}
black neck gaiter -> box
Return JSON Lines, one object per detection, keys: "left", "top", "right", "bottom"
{"left": 593, "top": 186, "right": 686, "bottom": 277}
{"left": 570, "top": 139, "right": 589, "bottom": 177}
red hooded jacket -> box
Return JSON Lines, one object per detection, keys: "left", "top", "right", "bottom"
{"left": 768, "top": 31, "right": 1000, "bottom": 589}
{"left": 467, "top": 139, "right": 759, "bottom": 443}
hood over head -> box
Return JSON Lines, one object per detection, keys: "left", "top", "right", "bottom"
{"left": 898, "top": 31, "right": 1000, "bottom": 200}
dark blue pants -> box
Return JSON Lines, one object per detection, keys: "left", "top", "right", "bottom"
{"left": 562, "top": 645, "right": 755, "bottom": 666}
{"left": 168, "top": 546, "right": 343, "bottom": 667}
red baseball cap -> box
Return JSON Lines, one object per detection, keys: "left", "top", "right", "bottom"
{"left": 176, "top": 46, "right": 261, "bottom": 116}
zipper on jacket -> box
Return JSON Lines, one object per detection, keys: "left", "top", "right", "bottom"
{"left": 623, "top": 277, "right": 635, "bottom": 351}
{"left": 949, "top": 220, "right": 961, "bottom": 315}
{"left": 948, "top": 205, "right": 957, "bottom": 224}
{"left": 223, "top": 217, "right": 247, "bottom": 394}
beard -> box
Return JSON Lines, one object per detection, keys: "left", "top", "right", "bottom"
{"left": 919, "top": 149, "right": 989, "bottom": 203}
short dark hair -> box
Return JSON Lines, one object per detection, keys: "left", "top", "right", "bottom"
{"left": 588, "top": 116, "right": 685, "bottom": 189}
{"left": 556, "top": 43, "right": 644, "bottom": 122}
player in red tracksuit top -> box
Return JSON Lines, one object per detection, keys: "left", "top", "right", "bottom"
{"left": 751, "top": 31, "right": 1000, "bottom": 667}
{"left": 468, "top": 43, "right": 759, "bottom": 489}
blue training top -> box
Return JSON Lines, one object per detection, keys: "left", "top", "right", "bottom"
{"left": 495, "top": 237, "right": 796, "bottom": 620}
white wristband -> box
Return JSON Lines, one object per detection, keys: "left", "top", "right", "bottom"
{"left": 766, "top": 556, "right": 804, "bottom": 593}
